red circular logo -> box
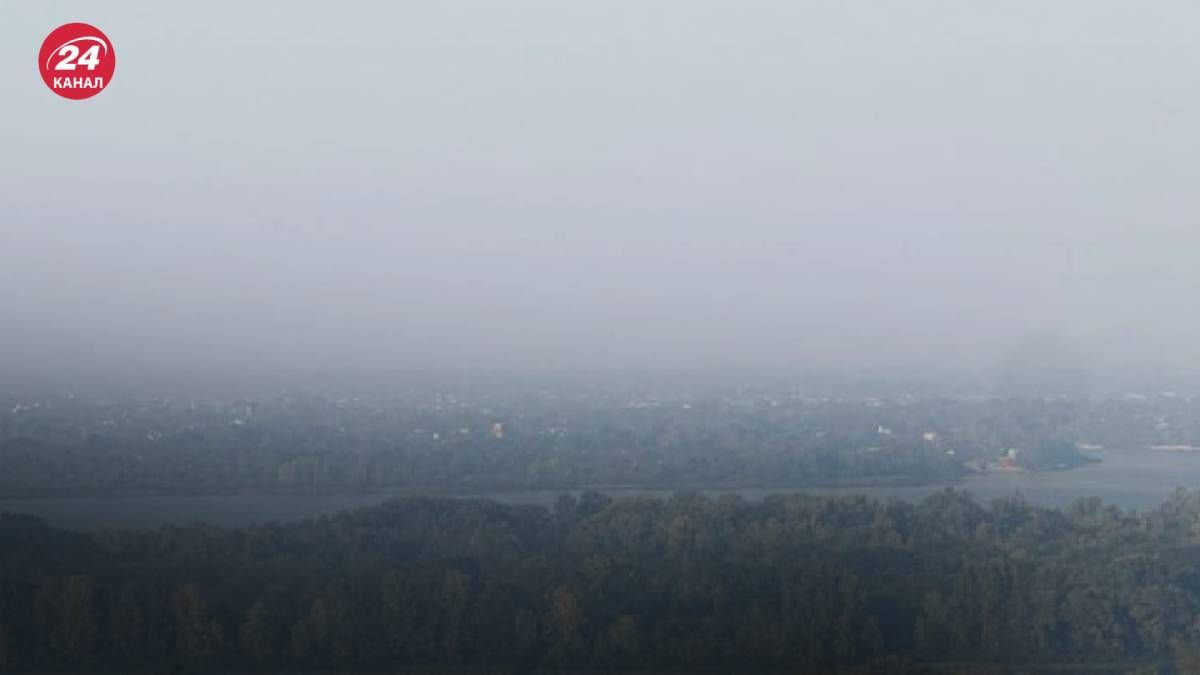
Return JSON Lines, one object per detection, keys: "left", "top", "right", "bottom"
{"left": 38, "top": 23, "right": 116, "bottom": 100}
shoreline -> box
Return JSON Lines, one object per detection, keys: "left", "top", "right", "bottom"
{"left": 0, "top": 473, "right": 967, "bottom": 501}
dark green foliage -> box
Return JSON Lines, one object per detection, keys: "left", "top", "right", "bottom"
{"left": 4, "top": 490, "right": 1200, "bottom": 671}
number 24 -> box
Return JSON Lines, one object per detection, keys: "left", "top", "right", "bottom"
{"left": 55, "top": 44, "right": 101, "bottom": 71}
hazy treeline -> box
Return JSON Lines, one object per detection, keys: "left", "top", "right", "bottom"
{"left": 7, "top": 391, "right": 1197, "bottom": 496}
{"left": 5, "top": 490, "right": 1200, "bottom": 673}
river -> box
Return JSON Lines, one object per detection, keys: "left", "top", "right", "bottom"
{"left": 3, "top": 447, "right": 1199, "bottom": 531}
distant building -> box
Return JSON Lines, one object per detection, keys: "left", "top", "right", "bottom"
{"left": 491, "top": 422, "right": 504, "bottom": 439}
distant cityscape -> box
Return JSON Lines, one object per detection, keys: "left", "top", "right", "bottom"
{"left": 4, "top": 381, "right": 1200, "bottom": 497}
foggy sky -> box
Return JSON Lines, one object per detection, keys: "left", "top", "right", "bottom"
{"left": 3, "top": 2, "right": 1199, "bottom": 379}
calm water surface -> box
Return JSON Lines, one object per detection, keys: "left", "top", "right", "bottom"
{"left": 3, "top": 448, "right": 1199, "bottom": 531}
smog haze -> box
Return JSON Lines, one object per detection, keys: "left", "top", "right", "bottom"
{"left": 3, "top": 2, "right": 1198, "bottom": 383}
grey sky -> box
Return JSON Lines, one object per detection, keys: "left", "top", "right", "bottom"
{"left": 2, "top": 2, "right": 1198, "bottom": 377}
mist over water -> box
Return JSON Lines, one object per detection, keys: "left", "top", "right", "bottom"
{"left": 11, "top": 5, "right": 1200, "bottom": 673}
{"left": 4, "top": 447, "right": 1200, "bottom": 531}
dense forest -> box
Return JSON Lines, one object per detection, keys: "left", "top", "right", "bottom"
{"left": 6, "top": 489, "right": 1200, "bottom": 673}
{"left": 8, "top": 389, "right": 1199, "bottom": 496}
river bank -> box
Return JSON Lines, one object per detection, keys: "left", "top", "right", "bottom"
{"left": 3, "top": 447, "right": 1200, "bottom": 531}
